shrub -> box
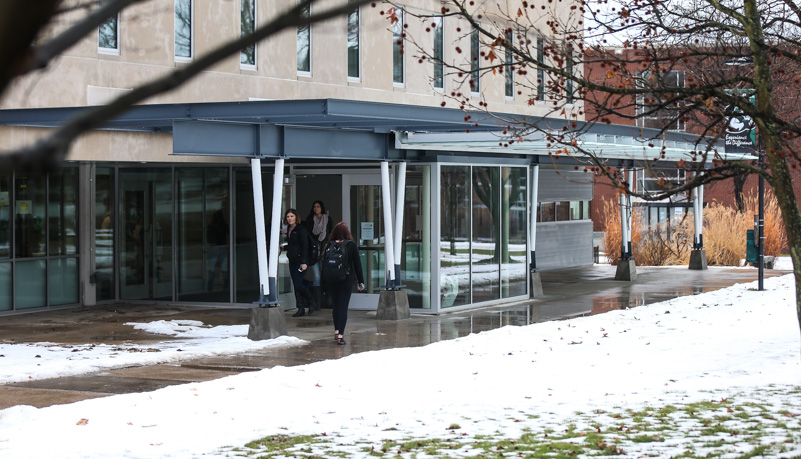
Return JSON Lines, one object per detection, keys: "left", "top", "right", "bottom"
{"left": 601, "top": 195, "right": 642, "bottom": 265}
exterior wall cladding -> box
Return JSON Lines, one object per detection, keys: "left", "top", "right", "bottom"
{"left": 583, "top": 47, "right": 801, "bottom": 233}
{"left": 0, "top": 0, "right": 593, "bottom": 311}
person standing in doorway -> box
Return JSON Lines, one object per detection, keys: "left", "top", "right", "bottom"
{"left": 305, "top": 200, "right": 333, "bottom": 311}
{"left": 283, "top": 208, "right": 314, "bottom": 317}
{"left": 322, "top": 222, "right": 365, "bottom": 345}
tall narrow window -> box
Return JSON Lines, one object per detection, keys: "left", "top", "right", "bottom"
{"left": 504, "top": 31, "right": 514, "bottom": 98}
{"left": 347, "top": 4, "right": 360, "bottom": 79}
{"left": 433, "top": 16, "right": 444, "bottom": 89}
{"left": 175, "top": 0, "right": 192, "bottom": 59}
{"left": 470, "top": 26, "right": 480, "bottom": 93}
{"left": 537, "top": 37, "right": 545, "bottom": 100}
{"left": 241, "top": 0, "right": 256, "bottom": 67}
{"left": 297, "top": 0, "right": 311, "bottom": 74}
{"left": 392, "top": 7, "right": 405, "bottom": 85}
{"left": 98, "top": 11, "right": 119, "bottom": 52}
{"left": 565, "top": 50, "right": 574, "bottom": 103}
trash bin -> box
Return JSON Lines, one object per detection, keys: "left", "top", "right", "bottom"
{"left": 746, "top": 229, "right": 757, "bottom": 263}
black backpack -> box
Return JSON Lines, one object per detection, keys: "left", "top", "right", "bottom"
{"left": 306, "top": 230, "right": 320, "bottom": 265}
{"left": 322, "top": 240, "right": 350, "bottom": 283}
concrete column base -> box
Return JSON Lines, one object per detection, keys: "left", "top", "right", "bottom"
{"left": 689, "top": 249, "right": 708, "bottom": 270}
{"left": 376, "top": 290, "right": 411, "bottom": 320}
{"left": 530, "top": 271, "right": 544, "bottom": 298}
{"left": 615, "top": 259, "right": 637, "bottom": 281}
{"left": 247, "top": 307, "right": 288, "bottom": 340}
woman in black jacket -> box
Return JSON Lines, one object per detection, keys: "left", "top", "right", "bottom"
{"left": 305, "top": 200, "right": 333, "bottom": 311}
{"left": 322, "top": 222, "right": 365, "bottom": 345}
{"left": 283, "top": 208, "right": 314, "bottom": 317}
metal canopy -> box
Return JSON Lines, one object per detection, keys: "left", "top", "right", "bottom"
{"left": 0, "top": 98, "right": 751, "bottom": 163}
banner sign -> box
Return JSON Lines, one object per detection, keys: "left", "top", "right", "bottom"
{"left": 724, "top": 90, "right": 757, "bottom": 154}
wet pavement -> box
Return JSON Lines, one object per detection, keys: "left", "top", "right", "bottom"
{"left": 0, "top": 264, "right": 790, "bottom": 410}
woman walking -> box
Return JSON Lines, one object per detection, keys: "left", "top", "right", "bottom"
{"left": 305, "top": 200, "right": 333, "bottom": 311}
{"left": 322, "top": 222, "right": 364, "bottom": 345}
{"left": 283, "top": 208, "right": 314, "bottom": 317}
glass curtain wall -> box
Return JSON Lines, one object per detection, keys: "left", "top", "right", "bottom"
{"left": 401, "top": 165, "right": 431, "bottom": 308}
{"left": 0, "top": 168, "right": 79, "bottom": 311}
{"left": 440, "top": 165, "right": 528, "bottom": 308}
{"left": 95, "top": 168, "right": 114, "bottom": 300}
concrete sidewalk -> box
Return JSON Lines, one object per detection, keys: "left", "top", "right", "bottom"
{"left": 0, "top": 264, "right": 789, "bottom": 410}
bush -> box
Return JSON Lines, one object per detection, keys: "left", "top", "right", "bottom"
{"left": 601, "top": 195, "right": 642, "bottom": 265}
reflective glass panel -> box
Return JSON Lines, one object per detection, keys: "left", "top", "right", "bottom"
{"left": 99, "top": 14, "right": 118, "bottom": 50}
{"left": 501, "top": 167, "right": 527, "bottom": 298}
{"left": 433, "top": 16, "right": 443, "bottom": 89}
{"left": 347, "top": 6, "right": 359, "bottom": 78}
{"left": 392, "top": 9, "right": 404, "bottom": 84}
{"left": 440, "top": 166, "right": 470, "bottom": 307}
{"left": 175, "top": 0, "right": 192, "bottom": 58}
{"left": 470, "top": 27, "right": 480, "bottom": 92}
{"left": 351, "top": 184, "right": 384, "bottom": 292}
{"left": 49, "top": 258, "right": 78, "bottom": 305}
{"left": 0, "top": 262, "right": 9, "bottom": 310}
{"left": 402, "top": 165, "right": 431, "bottom": 308}
{"left": 176, "top": 168, "right": 204, "bottom": 300}
{"left": 14, "top": 173, "right": 46, "bottom": 258}
{"left": 297, "top": 1, "right": 310, "bottom": 72}
{"left": 95, "top": 167, "right": 114, "bottom": 301}
{"left": 16, "top": 259, "right": 46, "bottom": 309}
{"left": 234, "top": 168, "right": 258, "bottom": 304}
{"left": 48, "top": 167, "right": 78, "bottom": 256}
{"left": 240, "top": 0, "right": 255, "bottom": 66}
{"left": 471, "top": 166, "right": 500, "bottom": 302}
{"left": 0, "top": 173, "right": 9, "bottom": 259}
{"left": 204, "top": 169, "right": 230, "bottom": 301}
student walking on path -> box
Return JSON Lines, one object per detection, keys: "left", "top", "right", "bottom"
{"left": 322, "top": 222, "right": 364, "bottom": 345}
{"left": 283, "top": 208, "right": 314, "bottom": 317}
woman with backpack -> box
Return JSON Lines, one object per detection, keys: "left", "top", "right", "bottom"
{"left": 305, "top": 200, "right": 333, "bottom": 312}
{"left": 322, "top": 222, "right": 365, "bottom": 345}
{"left": 283, "top": 208, "right": 315, "bottom": 317}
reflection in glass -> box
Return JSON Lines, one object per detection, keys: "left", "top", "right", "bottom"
{"left": 0, "top": 173, "right": 9, "bottom": 259}
{"left": 540, "top": 202, "right": 555, "bottom": 222}
{"left": 49, "top": 258, "right": 78, "bottom": 305}
{"left": 175, "top": 0, "right": 192, "bottom": 58}
{"left": 347, "top": 5, "right": 359, "bottom": 78}
{"left": 16, "top": 260, "right": 46, "bottom": 309}
{"left": 470, "top": 26, "right": 480, "bottom": 93}
{"left": 240, "top": 0, "right": 255, "bottom": 66}
{"left": 402, "top": 165, "right": 431, "bottom": 308}
{"left": 505, "top": 31, "right": 514, "bottom": 97}
{"left": 95, "top": 168, "right": 114, "bottom": 301}
{"left": 99, "top": 13, "right": 118, "bottom": 50}
{"left": 0, "top": 262, "right": 9, "bottom": 310}
{"left": 440, "top": 166, "right": 470, "bottom": 307}
{"left": 176, "top": 168, "right": 203, "bottom": 300}
{"left": 297, "top": 1, "right": 310, "bottom": 72}
{"left": 471, "top": 166, "right": 500, "bottom": 302}
{"left": 556, "top": 201, "right": 570, "bottom": 221}
{"left": 433, "top": 16, "right": 443, "bottom": 89}
{"left": 351, "top": 184, "right": 384, "bottom": 292}
{"left": 501, "top": 167, "right": 527, "bottom": 298}
{"left": 204, "top": 169, "right": 230, "bottom": 300}
{"left": 14, "top": 173, "right": 46, "bottom": 258}
{"left": 392, "top": 8, "right": 404, "bottom": 84}
{"left": 48, "top": 167, "right": 78, "bottom": 256}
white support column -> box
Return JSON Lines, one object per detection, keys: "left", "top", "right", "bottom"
{"left": 393, "top": 162, "right": 407, "bottom": 288}
{"left": 619, "top": 186, "right": 628, "bottom": 259}
{"left": 268, "top": 158, "right": 285, "bottom": 302}
{"left": 529, "top": 165, "right": 539, "bottom": 271}
{"left": 698, "top": 182, "right": 704, "bottom": 248}
{"left": 693, "top": 181, "right": 701, "bottom": 248}
{"left": 627, "top": 169, "right": 634, "bottom": 256}
{"left": 380, "top": 161, "right": 396, "bottom": 288}
{"left": 251, "top": 158, "right": 271, "bottom": 305}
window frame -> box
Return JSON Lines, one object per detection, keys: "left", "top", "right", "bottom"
{"left": 392, "top": 7, "right": 405, "bottom": 86}
{"left": 240, "top": 0, "right": 257, "bottom": 69}
{"left": 297, "top": 0, "right": 312, "bottom": 76}
{"left": 174, "top": 0, "right": 193, "bottom": 62}
{"left": 636, "top": 69, "right": 686, "bottom": 131}
{"left": 347, "top": 3, "right": 360, "bottom": 81}
{"left": 98, "top": 10, "right": 120, "bottom": 54}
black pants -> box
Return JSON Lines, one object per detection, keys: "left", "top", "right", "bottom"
{"left": 327, "top": 280, "right": 353, "bottom": 334}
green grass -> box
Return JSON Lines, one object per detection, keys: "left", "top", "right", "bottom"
{"left": 220, "top": 387, "right": 801, "bottom": 458}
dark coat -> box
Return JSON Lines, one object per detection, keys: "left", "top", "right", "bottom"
{"left": 286, "top": 224, "right": 311, "bottom": 265}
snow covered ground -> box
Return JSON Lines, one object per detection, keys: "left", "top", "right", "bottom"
{"left": 0, "top": 268, "right": 799, "bottom": 458}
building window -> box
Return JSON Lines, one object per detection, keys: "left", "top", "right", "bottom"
{"left": 392, "top": 7, "right": 404, "bottom": 85}
{"left": 470, "top": 26, "right": 480, "bottom": 93}
{"left": 636, "top": 70, "right": 686, "bottom": 131}
{"left": 240, "top": 0, "right": 256, "bottom": 67}
{"left": 347, "top": 4, "right": 360, "bottom": 79}
{"left": 433, "top": 16, "right": 444, "bottom": 90}
{"left": 297, "top": 0, "right": 311, "bottom": 74}
{"left": 175, "top": 0, "right": 192, "bottom": 60}
{"left": 565, "top": 50, "right": 574, "bottom": 104}
{"left": 638, "top": 169, "right": 688, "bottom": 199}
{"left": 504, "top": 31, "right": 514, "bottom": 98}
{"left": 98, "top": 10, "right": 119, "bottom": 52}
{"left": 537, "top": 37, "right": 544, "bottom": 101}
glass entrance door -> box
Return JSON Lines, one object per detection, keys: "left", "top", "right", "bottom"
{"left": 343, "top": 172, "right": 385, "bottom": 310}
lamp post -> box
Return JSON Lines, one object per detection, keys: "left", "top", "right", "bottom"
{"left": 758, "top": 143, "right": 764, "bottom": 291}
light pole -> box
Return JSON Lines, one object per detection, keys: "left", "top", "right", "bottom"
{"left": 758, "top": 144, "right": 764, "bottom": 291}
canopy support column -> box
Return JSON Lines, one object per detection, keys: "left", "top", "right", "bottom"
{"left": 615, "top": 169, "right": 637, "bottom": 281}
{"left": 248, "top": 158, "right": 287, "bottom": 340}
{"left": 377, "top": 161, "right": 410, "bottom": 320}
{"left": 689, "top": 181, "right": 708, "bottom": 270}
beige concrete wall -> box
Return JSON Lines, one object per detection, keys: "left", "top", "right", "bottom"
{"left": 1, "top": 0, "right": 583, "bottom": 163}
